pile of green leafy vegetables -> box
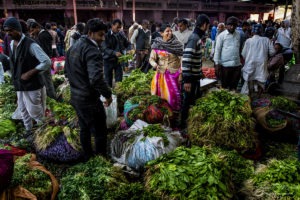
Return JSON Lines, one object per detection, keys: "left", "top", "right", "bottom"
{"left": 58, "top": 156, "right": 158, "bottom": 200}
{"left": 139, "top": 124, "right": 169, "bottom": 146}
{"left": 188, "top": 90, "right": 257, "bottom": 151}
{"left": 270, "top": 96, "right": 298, "bottom": 112}
{"left": 0, "top": 80, "right": 17, "bottom": 120}
{"left": 47, "top": 98, "right": 77, "bottom": 122}
{"left": 145, "top": 146, "right": 254, "bottom": 200}
{"left": 0, "top": 119, "right": 16, "bottom": 139}
{"left": 241, "top": 158, "right": 300, "bottom": 199}
{"left": 114, "top": 69, "right": 154, "bottom": 110}
{"left": 10, "top": 154, "right": 52, "bottom": 200}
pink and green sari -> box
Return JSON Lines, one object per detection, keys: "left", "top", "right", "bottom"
{"left": 151, "top": 69, "right": 181, "bottom": 111}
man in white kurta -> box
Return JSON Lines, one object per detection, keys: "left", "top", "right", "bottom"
{"left": 241, "top": 24, "right": 275, "bottom": 96}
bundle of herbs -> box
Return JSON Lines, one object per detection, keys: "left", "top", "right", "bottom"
{"left": 10, "top": 154, "right": 52, "bottom": 200}
{"left": 59, "top": 156, "right": 130, "bottom": 200}
{"left": 124, "top": 95, "right": 173, "bottom": 126}
{"left": 47, "top": 98, "right": 77, "bottom": 123}
{"left": 145, "top": 146, "right": 254, "bottom": 200}
{"left": 0, "top": 119, "right": 16, "bottom": 139}
{"left": 188, "top": 90, "right": 257, "bottom": 151}
{"left": 0, "top": 81, "right": 17, "bottom": 120}
{"left": 114, "top": 69, "right": 154, "bottom": 110}
{"left": 271, "top": 96, "right": 298, "bottom": 112}
{"left": 241, "top": 158, "right": 300, "bottom": 199}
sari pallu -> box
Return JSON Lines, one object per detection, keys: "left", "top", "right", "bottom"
{"left": 151, "top": 69, "right": 181, "bottom": 111}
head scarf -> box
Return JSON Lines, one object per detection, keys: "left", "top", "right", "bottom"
{"left": 151, "top": 36, "right": 183, "bottom": 56}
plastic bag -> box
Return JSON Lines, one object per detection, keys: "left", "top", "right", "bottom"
{"left": 101, "top": 95, "right": 118, "bottom": 128}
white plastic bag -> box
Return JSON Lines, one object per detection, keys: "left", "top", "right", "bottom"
{"left": 101, "top": 95, "right": 118, "bottom": 128}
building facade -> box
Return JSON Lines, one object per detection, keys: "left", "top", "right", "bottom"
{"left": 0, "top": 0, "right": 274, "bottom": 26}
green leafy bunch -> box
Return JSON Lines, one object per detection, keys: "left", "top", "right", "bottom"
{"left": 139, "top": 124, "right": 169, "bottom": 146}
{"left": 188, "top": 90, "right": 257, "bottom": 151}
{"left": 58, "top": 156, "right": 128, "bottom": 200}
{"left": 145, "top": 146, "right": 251, "bottom": 200}
{"left": 0, "top": 81, "right": 17, "bottom": 120}
{"left": 47, "top": 98, "right": 76, "bottom": 122}
{"left": 10, "top": 154, "right": 52, "bottom": 200}
{"left": 271, "top": 96, "right": 298, "bottom": 112}
{"left": 118, "top": 54, "right": 134, "bottom": 63}
{"left": 243, "top": 159, "right": 300, "bottom": 199}
{"left": 114, "top": 69, "right": 155, "bottom": 107}
{"left": 0, "top": 119, "right": 17, "bottom": 139}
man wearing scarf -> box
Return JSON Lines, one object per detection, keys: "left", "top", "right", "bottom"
{"left": 181, "top": 14, "right": 210, "bottom": 129}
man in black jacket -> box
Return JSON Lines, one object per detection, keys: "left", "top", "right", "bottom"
{"left": 102, "top": 19, "right": 130, "bottom": 87}
{"left": 65, "top": 18, "right": 112, "bottom": 160}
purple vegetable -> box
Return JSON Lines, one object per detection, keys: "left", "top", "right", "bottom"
{"left": 37, "top": 134, "right": 83, "bottom": 163}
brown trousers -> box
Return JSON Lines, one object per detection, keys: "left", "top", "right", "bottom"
{"left": 221, "top": 66, "right": 241, "bottom": 90}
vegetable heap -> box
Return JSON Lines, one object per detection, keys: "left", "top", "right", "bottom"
{"left": 0, "top": 119, "right": 16, "bottom": 139}
{"left": 271, "top": 96, "right": 298, "bottom": 112}
{"left": 114, "top": 69, "right": 154, "bottom": 109}
{"left": 0, "top": 80, "right": 17, "bottom": 120}
{"left": 139, "top": 124, "right": 169, "bottom": 146}
{"left": 188, "top": 90, "right": 257, "bottom": 151}
{"left": 145, "top": 146, "right": 254, "bottom": 200}
{"left": 47, "top": 98, "right": 77, "bottom": 122}
{"left": 10, "top": 154, "right": 52, "bottom": 200}
{"left": 59, "top": 156, "right": 155, "bottom": 200}
{"left": 124, "top": 95, "right": 173, "bottom": 126}
{"left": 242, "top": 158, "right": 300, "bottom": 199}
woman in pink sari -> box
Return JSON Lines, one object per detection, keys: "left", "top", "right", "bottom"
{"left": 150, "top": 24, "right": 183, "bottom": 111}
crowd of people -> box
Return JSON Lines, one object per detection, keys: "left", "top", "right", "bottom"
{"left": 0, "top": 13, "right": 293, "bottom": 160}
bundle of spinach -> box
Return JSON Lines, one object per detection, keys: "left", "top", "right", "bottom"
{"left": 139, "top": 124, "right": 169, "bottom": 146}
{"left": 188, "top": 90, "right": 257, "bottom": 151}
{"left": 271, "top": 96, "right": 298, "bottom": 112}
{"left": 0, "top": 82, "right": 17, "bottom": 120}
{"left": 10, "top": 154, "right": 52, "bottom": 200}
{"left": 47, "top": 98, "right": 77, "bottom": 122}
{"left": 145, "top": 146, "right": 254, "bottom": 200}
{"left": 242, "top": 158, "right": 300, "bottom": 199}
{"left": 118, "top": 54, "right": 134, "bottom": 64}
{"left": 58, "top": 156, "right": 130, "bottom": 200}
{"left": 114, "top": 69, "right": 155, "bottom": 109}
{"left": 34, "top": 125, "right": 63, "bottom": 151}
{"left": 0, "top": 119, "right": 17, "bottom": 139}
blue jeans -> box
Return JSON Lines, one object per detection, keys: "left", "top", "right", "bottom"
{"left": 72, "top": 99, "right": 107, "bottom": 159}
{"left": 104, "top": 59, "right": 123, "bottom": 87}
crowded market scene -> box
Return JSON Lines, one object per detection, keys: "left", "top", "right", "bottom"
{"left": 0, "top": 0, "right": 300, "bottom": 199}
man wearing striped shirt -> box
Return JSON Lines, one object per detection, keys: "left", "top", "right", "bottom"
{"left": 181, "top": 14, "right": 210, "bottom": 129}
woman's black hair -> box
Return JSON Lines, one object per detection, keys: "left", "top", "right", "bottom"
{"left": 159, "top": 23, "right": 171, "bottom": 33}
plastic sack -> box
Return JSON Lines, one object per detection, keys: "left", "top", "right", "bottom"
{"left": 111, "top": 120, "right": 184, "bottom": 170}
{"left": 126, "top": 136, "right": 162, "bottom": 170}
{"left": 0, "top": 149, "right": 13, "bottom": 192}
{"left": 101, "top": 95, "right": 118, "bottom": 128}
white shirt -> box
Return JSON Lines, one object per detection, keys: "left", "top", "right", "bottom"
{"left": 173, "top": 28, "right": 192, "bottom": 46}
{"left": 242, "top": 35, "right": 275, "bottom": 83}
{"left": 276, "top": 27, "right": 291, "bottom": 48}
{"left": 213, "top": 30, "right": 241, "bottom": 67}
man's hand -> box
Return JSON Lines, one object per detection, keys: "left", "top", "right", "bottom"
{"left": 21, "top": 71, "right": 33, "bottom": 81}
{"left": 103, "top": 96, "right": 113, "bottom": 107}
{"left": 184, "top": 83, "right": 191, "bottom": 92}
{"left": 115, "top": 52, "right": 122, "bottom": 57}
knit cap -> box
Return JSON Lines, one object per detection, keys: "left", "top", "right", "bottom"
{"left": 3, "top": 17, "right": 22, "bottom": 32}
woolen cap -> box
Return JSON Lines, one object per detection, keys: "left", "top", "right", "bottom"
{"left": 3, "top": 17, "right": 22, "bottom": 32}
